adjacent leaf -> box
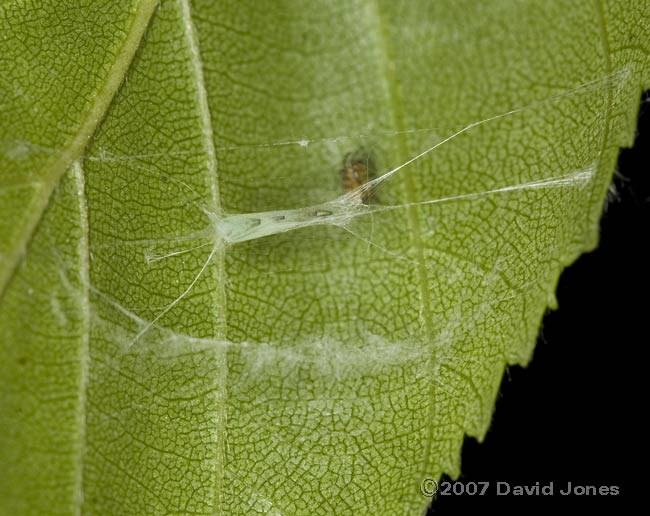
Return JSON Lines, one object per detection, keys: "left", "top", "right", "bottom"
{"left": 1, "top": 1, "right": 648, "bottom": 515}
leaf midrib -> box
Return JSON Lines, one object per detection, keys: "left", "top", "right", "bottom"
{"left": 366, "top": 0, "right": 434, "bottom": 332}
{"left": 366, "top": 0, "right": 438, "bottom": 488}
{"left": 178, "top": 0, "right": 229, "bottom": 514}
{"left": 72, "top": 161, "right": 90, "bottom": 516}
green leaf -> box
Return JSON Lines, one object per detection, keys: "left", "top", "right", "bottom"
{"left": 0, "top": 1, "right": 648, "bottom": 515}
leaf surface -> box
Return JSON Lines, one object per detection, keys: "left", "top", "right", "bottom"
{"left": 1, "top": 1, "right": 648, "bottom": 515}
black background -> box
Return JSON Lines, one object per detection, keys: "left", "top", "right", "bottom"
{"left": 427, "top": 92, "right": 648, "bottom": 514}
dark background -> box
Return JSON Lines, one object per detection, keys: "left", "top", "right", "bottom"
{"left": 427, "top": 92, "right": 648, "bottom": 513}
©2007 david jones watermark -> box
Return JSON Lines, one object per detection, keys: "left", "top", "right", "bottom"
{"left": 420, "top": 479, "right": 620, "bottom": 497}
